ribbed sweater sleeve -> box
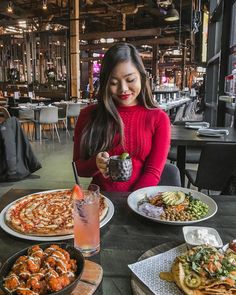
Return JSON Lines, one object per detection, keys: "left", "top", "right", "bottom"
{"left": 73, "top": 106, "right": 99, "bottom": 177}
{"left": 132, "top": 110, "right": 171, "bottom": 190}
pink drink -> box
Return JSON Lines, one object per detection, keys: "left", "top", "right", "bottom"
{"left": 73, "top": 188, "right": 100, "bottom": 257}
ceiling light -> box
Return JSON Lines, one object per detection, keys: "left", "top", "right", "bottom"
{"left": 164, "top": 4, "right": 179, "bottom": 21}
{"left": 42, "top": 0, "right": 47, "bottom": 10}
{"left": 82, "top": 21, "right": 86, "bottom": 33}
{"left": 7, "top": 1, "right": 13, "bottom": 13}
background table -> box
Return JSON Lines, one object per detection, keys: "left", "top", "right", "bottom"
{"left": 1, "top": 190, "right": 236, "bottom": 294}
{"left": 171, "top": 125, "right": 236, "bottom": 186}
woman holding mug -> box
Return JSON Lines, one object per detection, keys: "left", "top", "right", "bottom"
{"left": 73, "top": 42, "right": 171, "bottom": 192}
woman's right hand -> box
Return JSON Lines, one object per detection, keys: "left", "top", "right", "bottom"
{"left": 96, "top": 152, "right": 110, "bottom": 178}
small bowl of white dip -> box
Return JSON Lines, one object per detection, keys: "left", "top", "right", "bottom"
{"left": 183, "top": 226, "right": 223, "bottom": 249}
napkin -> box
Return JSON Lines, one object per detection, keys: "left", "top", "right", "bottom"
{"left": 185, "top": 121, "right": 210, "bottom": 129}
{"left": 197, "top": 128, "right": 229, "bottom": 136}
{"left": 128, "top": 244, "right": 187, "bottom": 295}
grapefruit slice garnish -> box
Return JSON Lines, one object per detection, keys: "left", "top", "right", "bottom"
{"left": 72, "top": 184, "right": 84, "bottom": 200}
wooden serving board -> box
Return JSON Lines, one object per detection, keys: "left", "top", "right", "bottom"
{"left": 72, "top": 260, "right": 103, "bottom": 295}
{"left": 131, "top": 241, "right": 180, "bottom": 295}
{"left": 0, "top": 260, "right": 103, "bottom": 295}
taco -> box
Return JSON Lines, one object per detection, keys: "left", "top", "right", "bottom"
{"left": 160, "top": 245, "right": 236, "bottom": 295}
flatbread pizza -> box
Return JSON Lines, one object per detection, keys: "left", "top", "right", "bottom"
{"left": 160, "top": 245, "right": 236, "bottom": 295}
{"left": 5, "top": 189, "right": 108, "bottom": 236}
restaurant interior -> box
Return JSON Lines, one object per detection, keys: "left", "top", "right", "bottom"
{"left": 0, "top": 0, "right": 236, "bottom": 295}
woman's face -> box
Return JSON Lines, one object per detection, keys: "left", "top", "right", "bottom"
{"left": 108, "top": 60, "right": 141, "bottom": 107}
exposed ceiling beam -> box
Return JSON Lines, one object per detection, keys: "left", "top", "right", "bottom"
{"left": 81, "top": 51, "right": 152, "bottom": 62}
{"left": 158, "top": 62, "right": 196, "bottom": 67}
{"left": 80, "top": 27, "right": 161, "bottom": 40}
{"left": 80, "top": 37, "right": 176, "bottom": 50}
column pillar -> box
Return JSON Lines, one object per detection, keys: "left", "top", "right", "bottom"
{"left": 88, "top": 51, "right": 94, "bottom": 99}
{"left": 24, "top": 33, "right": 32, "bottom": 84}
{"left": 152, "top": 44, "right": 158, "bottom": 85}
{"left": 122, "top": 13, "right": 126, "bottom": 42}
{"left": 70, "top": 0, "right": 80, "bottom": 99}
{"left": 181, "top": 42, "right": 187, "bottom": 90}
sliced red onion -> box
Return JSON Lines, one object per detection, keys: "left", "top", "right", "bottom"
{"left": 138, "top": 203, "right": 164, "bottom": 218}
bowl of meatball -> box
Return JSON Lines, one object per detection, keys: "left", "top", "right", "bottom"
{"left": 0, "top": 242, "right": 84, "bottom": 295}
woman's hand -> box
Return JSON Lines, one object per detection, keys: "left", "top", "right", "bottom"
{"left": 96, "top": 152, "right": 110, "bottom": 178}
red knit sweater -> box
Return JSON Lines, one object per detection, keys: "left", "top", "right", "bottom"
{"left": 73, "top": 104, "right": 171, "bottom": 192}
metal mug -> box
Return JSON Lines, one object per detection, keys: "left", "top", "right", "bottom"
{"left": 108, "top": 156, "right": 132, "bottom": 182}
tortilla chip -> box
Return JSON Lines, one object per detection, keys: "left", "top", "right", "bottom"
{"left": 159, "top": 272, "right": 174, "bottom": 282}
{"left": 171, "top": 260, "right": 182, "bottom": 290}
{"left": 178, "top": 263, "right": 205, "bottom": 295}
{"left": 203, "top": 286, "right": 233, "bottom": 295}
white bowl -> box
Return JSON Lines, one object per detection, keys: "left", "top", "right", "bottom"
{"left": 183, "top": 226, "right": 223, "bottom": 249}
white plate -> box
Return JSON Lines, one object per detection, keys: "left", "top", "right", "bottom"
{"left": 185, "top": 125, "right": 209, "bottom": 130}
{"left": 127, "top": 186, "right": 218, "bottom": 225}
{"left": 0, "top": 189, "right": 114, "bottom": 241}
{"left": 196, "top": 131, "right": 223, "bottom": 137}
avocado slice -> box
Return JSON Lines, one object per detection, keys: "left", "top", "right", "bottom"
{"left": 174, "top": 191, "right": 186, "bottom": 205}
{"left": 162, "top": 191, "right": 186, "bottom": 205}
{"left": 162, "top": 192, "right": 176, "bottom": 205}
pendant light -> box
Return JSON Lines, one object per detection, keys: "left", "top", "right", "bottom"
{"left": 164, "top": 4, "right": 179, "bottom": 21}
{"left": 42, "top": 0, "right": 48, "bottom": 10}
{"left": 82, "top": 21, "right": 86, "bottom": 33}
{"left": 7, "top": 1, "right": 13, "bottom": 13}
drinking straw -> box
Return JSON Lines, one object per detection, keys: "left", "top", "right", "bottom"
{"left": 72, "top": 161, "right": 80, "bottom": 185}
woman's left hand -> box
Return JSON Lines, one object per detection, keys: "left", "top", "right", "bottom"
{"left": 96, "top": 151, "right": 110, "bottom": 178}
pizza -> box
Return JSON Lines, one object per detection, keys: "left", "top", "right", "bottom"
{"left": 5, "top": 189, "right": 108, "bottom": 236}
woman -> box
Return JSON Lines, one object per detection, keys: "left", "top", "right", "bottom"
{"left": 73, "top": 42, "right": 171, "bottom": 192}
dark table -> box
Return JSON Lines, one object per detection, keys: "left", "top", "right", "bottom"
{"left": 171, "top": 125, "right": 236, "bottom": 186}
{"left": 1, "top": 189, "right": 236, "bottom": 294}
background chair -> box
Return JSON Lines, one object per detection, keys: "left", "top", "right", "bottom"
{"left": 168, "top": 119, "right": 202, "bottom": 164}
{"left": 168, "top": 146, "right": 202, "bottom": 164}
{"left": 0, "top": 106, "right": 10, "bottom": 121}
{"left": 185, "top": 142, "right": 236, "bottom": 193}
{"left": 159, "top": 163, "right": 181, "bottom": 187}
{"left": 19, "top": 96, "right": 32, "bottom": 104}
{"left": 55, "top": 103, "right": 70, "bottom": 136}
{"left": 37, "top": 106, "right": 60, "bottom": 143}
{"left": 173, "top": 105, "right": 185, "bottom": 123}
{"left": 18, "top": 108, "right": 34, "bottom": 140}
{"left": 8, "top": 97, "right": 17, "bottom": 107}
{"left": 67, "top": 103, "right": 81, "bottom": 128}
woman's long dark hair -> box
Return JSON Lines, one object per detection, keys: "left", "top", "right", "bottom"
{"left": 80, "top": 42, "right": 157, "bottom": 159}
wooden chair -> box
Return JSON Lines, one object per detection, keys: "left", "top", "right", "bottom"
{"left": 185, "top": 142, "right": 236, "bottom": 193}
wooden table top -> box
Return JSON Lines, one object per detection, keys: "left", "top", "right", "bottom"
{"left": 1, "top": 189, "right": 236, "bottom": 294}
